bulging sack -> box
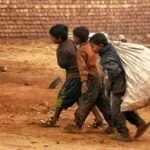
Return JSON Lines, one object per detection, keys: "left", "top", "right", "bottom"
{"left": 112, "top": 42, "right": 150, "bottom": 111}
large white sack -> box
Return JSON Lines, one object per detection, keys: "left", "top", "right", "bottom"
{"left": 112, "top": 41, "right": 150, "bottom": 112}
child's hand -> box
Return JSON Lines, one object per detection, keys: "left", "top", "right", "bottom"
{"left": 104, "top": 70, "right": 110, "bottom": 87}
{"left": 82, "top": 81, "right": 88, "bottom": 93}
{"left": 104, "top": 70, "right": 110, "bottom": 97}
{"left": 104, "top": 76, "right": 110, "bottom": 87}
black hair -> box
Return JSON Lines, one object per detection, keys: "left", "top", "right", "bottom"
{"left": 89, "top": 33, "right": 108, "bottom": 46}
{"left": 73, "top": 26, "right": 89, "bottom": 43}
{"left": 49, "top": 24, "right": 68, "bottom": 42}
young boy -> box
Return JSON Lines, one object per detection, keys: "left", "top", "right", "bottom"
{"left": 43, "top": 24, "right": 81, "bottom": 127}
{"left": 89, "top": 33, "right": 149, "bottom": 141}
{"left": 64, "top": 27, "right": 114, "bottom": 133}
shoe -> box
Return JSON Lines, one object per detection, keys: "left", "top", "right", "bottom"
{"left": 134, "top": 122, "right": 150, "bottom": 139}
{"left": 91, "top": 120, "right": 107, "bottom": 129}
{"left": 103, "top": 126, "right": 115, "bottom": 134}
{"left": 40, "top": 117, "right": 59, "bottom": 127}
{"left": 64, "top": 124, "right": 82, "bottom": 134}
{"left": 117, "top": 134, "right": 132, "bottom": 142}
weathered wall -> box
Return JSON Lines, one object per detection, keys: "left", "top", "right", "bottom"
{"left": 0, "top": 0, "right": 149, "bottom": 42}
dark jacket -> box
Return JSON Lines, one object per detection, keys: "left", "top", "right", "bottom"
{"left": 99, "top": 44, "right": 126, "bottom": 95}
{"left": 57, "top": 39, "right": 80, "bottom": 79}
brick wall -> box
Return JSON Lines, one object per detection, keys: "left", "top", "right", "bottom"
{"left": 0, "top": 0, "right": 150, "bottom": 43}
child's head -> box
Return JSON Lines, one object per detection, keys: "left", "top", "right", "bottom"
{"left": 73, "top": 26, "right": 89, "bottom": 45}
{"left": 49, "top": 24, "right": 68, "bottom": 44}
{"left": 89, "top": 33, "right": 108, "bottom": 53}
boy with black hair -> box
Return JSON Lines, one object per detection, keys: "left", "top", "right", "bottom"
{"left": 43, "top": 24, "right": 81, "bottom": 127}
{"left": 65, "top": 26, "right": 114, "bottom": 133}
{"left": 89, "top": 33, "right": 149, "bottom": 141}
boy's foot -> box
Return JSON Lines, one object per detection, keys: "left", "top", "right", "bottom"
{"left": 134, "top": 122, "right": 150, "bottom": 139}
{"left": 40, "top": 117, "right": 59, "bottom": 127}
{"left": 91, "top": 120, "right": 107, "bottom": 129}
{"left": 109, "top": 133, "right": 132, "bottom": 142}
{"left": 64, "top": 124, "right": 82, "bottom": 134}
{"left": 103, "top": 126, "right": 115, "bottom": 134}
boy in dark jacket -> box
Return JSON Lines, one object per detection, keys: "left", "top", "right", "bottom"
{"left": 89, "top": 33, "right": 149, "bottom": 141}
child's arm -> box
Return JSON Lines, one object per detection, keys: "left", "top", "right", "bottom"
{"left": 77, "top": 48, "right": 89, "bottom": 93}
{"left": 77, "top": 49, "right": 88, "bottom": 82}
{"left": 102, "top": 56, "right": 122, "bottom": 80}
{"left": 56, "top": 48, "right": 69, "bottom": 69}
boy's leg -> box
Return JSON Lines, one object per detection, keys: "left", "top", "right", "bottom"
{"left": 64, "top": 77, "right": 101, "bottom": 132}
{"left": 91, "top": 106, "right": 104, "bottom": 128}
{"left": 124, "top": 111, "right": 145, "bottom": 127}
{"left": 110, "top": 93, "right": 131, "bottom": 141}
{"left": 124, "top": 111, "right": 150, "bottom": 138}
{"left": 75, "top": 78, "right": 101, "bottom": 127}
{"left": 96, "top": 90, "right": 114, "bottom": 133}
{"left": 44, "top": 78, "right": 81, "bottom": 127}
{"left": 44, "top": 107, "right": 62, "bottom": 127}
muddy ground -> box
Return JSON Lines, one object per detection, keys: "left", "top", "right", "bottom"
{"left": 0, "top": 38, "right": 149, "bottom": 150}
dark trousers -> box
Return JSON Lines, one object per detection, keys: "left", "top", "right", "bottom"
{"left": 124, "top": 111, "right": 145, "bottom": 127}
{"left": 57, "top": 78, "right": 81, "bottom": 109}
{"left": 111, "top": 93, "right": 145, "bottom": 136}
{"left": 75, "top": 77, "right": 113, "bottom": 127}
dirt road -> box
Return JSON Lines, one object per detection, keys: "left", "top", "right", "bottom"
{"left": 0, "top": 38, "right": 149, "bottom": 150}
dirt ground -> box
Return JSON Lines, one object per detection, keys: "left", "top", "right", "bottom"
{"left": 0, "top": 38, "right": 149, "bottom": 150}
